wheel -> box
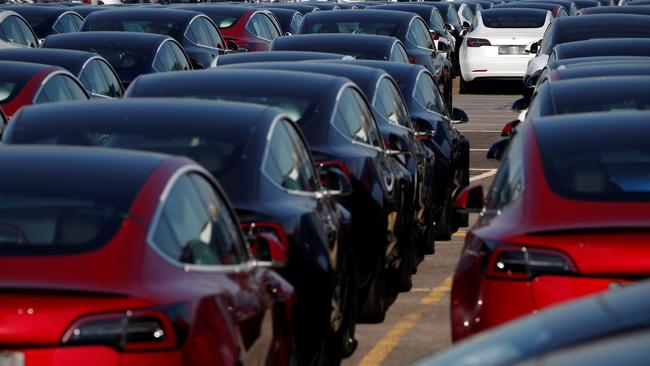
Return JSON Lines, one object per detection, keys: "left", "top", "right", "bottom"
{"left": 358, "top": 254, "right": 386, "bottom": 324}
{"left": 435, "top": 193, "right": 454, "bottom": 241}
{"left": 459, "top": 77, "right": 474, "bottom": 94}
{"left": 422, "top": 219, "right": 436, "bottom": 255}
{"left": 328, "top": 247, "right": 358, "bottom": 362}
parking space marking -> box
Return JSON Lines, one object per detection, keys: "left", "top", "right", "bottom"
{"left": 470, "top": 168, "right": 493, "bottom": 171}
{"left": 357, "top": 276, "right": 453, "bottom": 366}
{"left": 458, "top": 130, "right": 502, "bottom": 133}
{"left": 470, "top": 169, "right": 497, "bottom": 182}
{"left": 470, "top": 148, "right": 489, "bottom": 152}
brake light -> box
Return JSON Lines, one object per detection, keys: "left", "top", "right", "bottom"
{"left": 241, "top": 222, "right": 289, "bottom": 251}
{"left": 483, "top": 243, "right": 577, "bottom": 280}
{"left": 61, "top": 309, "right": 178, "bottom": 351}
{"left": 466, "top": 38, "right": 491, "bottom": 47}
{"left": 501, "top": 120, "right": 520, "bottom": 137}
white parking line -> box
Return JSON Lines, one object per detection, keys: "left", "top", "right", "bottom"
{"left": 458, "top": 130, "right": 502, "bottom": 133}
{"left": 470, "top": 168, "right": 493, "bottom": 171}
{"left": 470, "top": 148, "right": 489, "bottom": 152}
{"left": 470, "top": 169, "right": 497, "bottom": 182}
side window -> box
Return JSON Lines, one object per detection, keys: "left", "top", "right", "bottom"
{"left": 431, "top": 11, "right": 445, "bottom": 29}
{"left": 0, "top": 16, "right": 36, "bottom": 47}
{"left": 413, "top": 72, "right": 447, "bottom": 116}
{"left": 154, "top": 42, "right": 190, "bottom": 72}
{"left": 548, "top": 50, "right": 557, "bottom": 63}
{"left": 97, "top": 60, "right": 123, "bottom": 98}
{"left": 201, "top": 18, "right": 225, "bottom": 49}
{"left": 373, "top": 77, "right": 412, "bottom": 129}
{"left": 14, "top": 16, "right": 37, "bottom": 47}
{"left": 487, "top": 133, "right": 523, "bottom": 210}
{"left": 260, "top": 13, "right": 281, "bottom": 40}
{"left": 80, "top": 60, "right": 111, "bottom": 97}
{"left": 290, "top": 13, "right": 303, "bottom": 34}
{"left": 169, "top": 43, "right": 191, "bottom": 70}
{"left": 448, "top": 8, "right": 461, "bottom": 25}
{"left": 264, "top": 119, "right": 319, "bottom": 192}
{"left": 540, "top": 25, "right": 554, "bottom": 54}
{"left": 152, "top": 174, "right": 247, "bottom": 266}
{"left": 558, "top": 9, "right": 567, "bottom": 17}
{"left": 332, "top": 88, "right": 383, "bottom": 148}
{"left": 53, "top": 13, "right": 83, "bottom": 34}
{"left": 390, "top": 42, "right": 409, "bottom": 63}
{"left": 407, "top": 19, "right": 434, "bottom": 49}
{"left": 246, "top": 13, "right": 271, "bottom": 40}
{"left": 461, "top": 5, "right": 474, "bottom": 22}
{"left": 187, "top": 18, "right": 224, "bottom": 49}
{"left": 34, "top": 74, "right": 86, "bottom": 104}
{"left": 470, "top": 14, "right": 479, "bottom": 32}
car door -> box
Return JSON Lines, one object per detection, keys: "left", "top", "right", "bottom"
{"left": 33, "top": 73, "right": 89, "bottom": 104}
{"left": 150, "top": 172, "right": 275, "bottom": 365}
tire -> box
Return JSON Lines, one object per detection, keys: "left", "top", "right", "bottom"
{"left": 328, "top": 248, "right": 358, "bottom": 363}
{"left": 358, "top": 254, "right": 386, "bottom": 324}
{"left": 459, "top": 77, "right": 474, "bottom": 94}
{"left": 422, "top": 219, "right": 436, "bottom": 255}
{"left": 435, "top": 193, "right": 453, "bottom": 241}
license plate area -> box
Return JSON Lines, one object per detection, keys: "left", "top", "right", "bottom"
{"left": 498, "top": 45, "right": 526, "bottom": 55}
{"left": 0, "top": 352, "right": 24, "bottom": 366}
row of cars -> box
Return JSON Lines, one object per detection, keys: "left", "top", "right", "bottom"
{"left": 416, "top": 4, "right": 650, "bottom": 366}
{"left": 0, "top": 1, "right": 474, "bottom": 366}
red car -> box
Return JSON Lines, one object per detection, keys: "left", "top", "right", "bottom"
{"left": 175, "top": 5, "right": 282, "bottom": 52}
{"left": 0, "top": 60, "right": 88, "bottom": 118}
{"left": 452, "top": 111, "right": 650, "bottom": 342}
{"left": 0, "top": 146, "right": 294, "bottom": 366}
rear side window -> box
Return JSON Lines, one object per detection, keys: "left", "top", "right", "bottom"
{"left": 406, "top": 19, "right": 434, "bottom": 49}
{"left": 448, "top": 7, "right": 462, "bottom": 25}
{"left": 290, "top": 13, "right": 303, "bottom": 34}
{"left": 97, "top": 60, "right": 123, "bottom": 98}
{"left": 390, "top": 42, "right": 409, "bottom": 63}
{"left": 53, "top": 13, "right": 83, "bottom": 34}
{"left": 481, "top": 12, "right": 547, "bottom": 28}
{"left": 0, "top": 15, "right": 37, "bottom": 48}
{"left": 154, "top": 41, "right": 190, "bottom": 72}
{"left": 187, "top": 17, "right": 224, "bottom": 49}
{"left": 332, "top": 87, "right": 383, "bottom": 148}
{"left": 152, "top": 174, "right": 248, "bottom": 266}
{"left": 373, "top": 77, "right": 412, "bottom": 129}
{"left": 34, "top": 74, "right": 87, "bottom": 104}
{"left": 487, "top": 132, "right": 524, "bottom": 210}
{"left": 246, "top": 13, "right": 280, "bottom": 40}
{"left": 80, "top": 59, "right": 111, "bottom": 97}
{"left": 413, "top": 72, "right": 447, "bottom": 116}
{"left": 431, "top": 10, "right": 445, "bottom": 29}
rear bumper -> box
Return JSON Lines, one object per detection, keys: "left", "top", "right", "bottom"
{"left": 7, "top": 346, "right": 182, "bottom": 366}
{"left": 460, "top": 47, "right": 533, "bottom": 82}
{"left": 451, "top": 275, "right": 631, "bottom": 342}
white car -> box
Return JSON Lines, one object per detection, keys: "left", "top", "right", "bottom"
{"left": 0, "top": 11, "right": 38, "bottom": 49}
{"left": 459, "top": 8, "right": 552, "bottom": 92}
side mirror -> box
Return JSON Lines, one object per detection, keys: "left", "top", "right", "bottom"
{"left": 526, "top": 42, "right": 539, "bottom": 54}
{"left": 462, "top": 21, "right": 470, "bottom": 29}
{"left": 319, "top": 163, "right": 353, "bottom": 196}
{"left": 226, "top": 40, "right": 248, "bottom": 53}
{"left": 487, "top": 138, "right": 509, "bottom": 161}
{"left": 430, "top": 30, "right": 440, "bottom": 41}
{"left": 451, "top": 108, "right": 469, "bottom": 124}
{"left": 454, "top": 184, "right": 484, "bottom": 213}
{"left": 445, "top": 23, "right": 453, "bottom": 31}
{"left": 285, "top": 32, "right": 292, "bottom": 36}
{"left": 511, "top": 97, "right": 528, "bottom": 112}
{"left": 250, "top": 232, "right": 288, "bottom": 269}
{"left": 436, "top": 41, "right": 449, "bottom": 53}
{"left": 501, "top": 119, "right": 520, "bottom": 137}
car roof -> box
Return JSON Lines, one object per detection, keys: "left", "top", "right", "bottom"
{"left": 553, "top": 63, "right": 650, "bottom": 80}
{"left": 547, "top": 55, "right": 650, "bottom": 70}
{"left": 214, "top": 50, "right": 349, "bottom": 65}
{"left": 84, "top": 7, "right": 201, "bottom": 23}
{"left": 554, "top": 38, "right": 650, "bottom": 59}
{"left": 172, "top": 5, "right": 252, "bottom": 17}
{"left": 0, "top": 4, "right": 76, "bottom": 16}
{"left": 479, "top": 8, "right": 550, "bottom": 16}
{"left": 496, "top": 3, "right": 563, "bottom": 10}
{"left": 0, "top": 48, "right": 99, "bottom": 75}
{"left": 556, "top": 13, "right": 650, "bottom": 29}
{"left": 303, "top": 9, "right": 417, "bottom": 23}
{"left": 272, "top": 33, "right": 399, "bottom": 51}
{"left": 531, "top": 110, "right": 650, "bottom": 137}
{"left": 0, "top": 60, "right": 62, "bottom": 78}
{"left": 581, "top": 5, "right": 650, "bottom": 14}
{"left": 42, "top": 31, "right": 171, "bottom": 48}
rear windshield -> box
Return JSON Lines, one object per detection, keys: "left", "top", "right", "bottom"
{"left": 84, "top": 20, "right": 183, "bottom": 37}
{"left": 482, "top": 12, "right": 547, "bottom": 28}
{"left": 0, "top": 154, "right": 153, "bottom": 254}
{"left": 210, "top": 15, "right": 241, "bottom": 29}
{"left": 304, "top": 21, "right": 399, "bottom": 37}
{"left": 536, "top": 120, "right": 650, "bottom": 201}
{"left": 87, "top": 45, "right": 149, "bottom": 71}
{"left": 549, "top": 79, "right": 650, "bottom": 115}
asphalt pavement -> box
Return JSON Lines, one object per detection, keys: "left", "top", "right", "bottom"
{"left": 342, "top": 79, "right": 523, "bottom": 366}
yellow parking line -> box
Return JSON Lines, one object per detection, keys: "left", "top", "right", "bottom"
{"left": 452, "top": 231, "right": 466, "bottom": 238}
{"left": 357, "top": 276, "right": 453, "bottom": 366}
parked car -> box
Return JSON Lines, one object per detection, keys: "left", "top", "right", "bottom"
{"left": 548, "top": 37, "right": 650, "bottom": 63}
{"left": 172, "top": 5, "right": 282, "bottom": 52}
{"left": 212, "top": 50, "right": 351, "bottom": 67}
{"left": 415, "top": 2, "right": 466, "bottom": 72}
{"left": 415, "top": 279, "right": 650, "bottom": 366}
{"left": 459, "top": 9, "right": 552, "bottom": 93}
{"left": 535, "top": 58, "right": 650, "bottom": 89}
{"left": 257, "top": 7, "right": 303, "bottom": 35}
{"left": 0, "top": 5, "right": 82, "bottom": 41}
{"left": 327, "top": 59, "right": 471, "bottom": 239}
{"left": 42, "top": 32, "right": 192, "bottom": 88}
{"left": 451, "top": 111, "right": 650, "bottom": 342}
{"left": 0, "top": 48, "right": 123, "bottom": 98}
{"left": 580, "top": 5, "right": 650, "bottom": 15}
{"left": 0, "top": 144, "right": 294, "bottom": 366}
{"left": 448, "top": 1, "right": 480, "bottom": 28}
{"left": 372, "top": 4, "right": 456, "bottom": 65}
{"left": 81, "top": 8, "right": 226, "bottom": 68}
{"left": 125, "top": 69, "right": 402, "bottom": 325}
{"left": 223, "top": 61, "right": 437, "bottom": 288}
{"left": 571, "top": 0, "right": 602, "bottom": 9}
{"left": 0, "top": 60, "right": 88, "bottom": 118}
{"left": 298, "top": 9, "right": 454, "bottom": 108}
{"left": 493, "top": 2, "right": 569, "bottom": 18}
{"left": 0, "top": 10, "right": 38, "bottom": 49}
{"left": 271, "top": 33, "right": 410, "bottom": 64}
{"left": 522, "top": 14, "right": 650, "bottom": 101}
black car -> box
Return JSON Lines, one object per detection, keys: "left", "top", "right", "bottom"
{"left": 581, "top": 5, "right": 650, "bottom": 15}
{"left": 494, "top": 2, "right": 570, "bottom": 17}
{"left": 571, "top": 0, "right": 601, "bottom": 8}
{"left": 271, "top": 33, "right": 411, "bottom": 64}
{"left": 372, "top": 4, "right": 456, "bottom": 64}
{"left": 298, "top": 10, "right": 454, "bottom": 108}
{"left": 258, "top": 6, "right": 303, "bottom": 35}
{"left": 526, "top": 76, "right": 650, "bottom": 120}
{"left": 223, "top": 61, "right": 438, "bottom": 286}
{"left": 0, "top": 48, "right": 123, "bottom": 98}
{"left": 41, "top": 32, "right": 192, "bottom": 88}
{"left": 81, "top": 8, "right": 227, "bottom": 68}
{"left": 124, "top": 69, "right": 402, "bottom": 324}
{"left": 416, "top": 2, "right": 465, "bottom": 69}
{"left": 523, "top": 14, "right": 650, "bottom": 101}
{"left": 2, "top": 98, "right": 355, "bottom": 365}
{"left": 548, "top": 37, "right": 650, "bottom": 63}
{"left": 413, "top": 274, "right": 650, "bottom": 366}
{"left": 0, "top": 5, "right": 83, "bottom": 40}
{"left": 329, "top": 59, "right": 471, "bottom": 239}
{"left": 535, "top": 60, "right": 650, "bottom": 91}
{"left": 212, "top": 50, "right": 351, "bottom": 67}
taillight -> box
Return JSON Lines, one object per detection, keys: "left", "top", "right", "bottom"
{"left": 482, "top": 243, "right": 577, "bottom": 280}
{"left": 408, "top": 55, "right": 417, "bottom": 64}
{"left": 466, "top": 38, "right": 491, "bottom": 47}
{"left": 318, "top": 160, "right": 351, "bottom": 181}
{"left": 241, "top": 222, "right": 289, "bottom": 251}
{"left": 501, "top": 119, "right": 520, "bottom": 137}
{"left": 61, "top": 309, "right": 178, "bottom": 351}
